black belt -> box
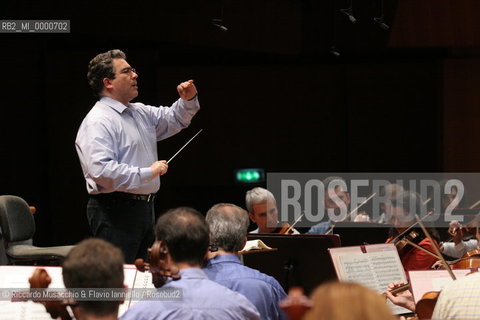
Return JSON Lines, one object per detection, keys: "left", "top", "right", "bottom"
{"left": 93, "top": 192, "right": 156, "bottom": 203}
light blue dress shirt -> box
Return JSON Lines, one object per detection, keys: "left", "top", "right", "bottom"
{"left": 120, "top": 268, "right": 261, "bottom": 320}
{"left": 204, "top": 254, "right": 287, "bottom": 320}
{"left": 76, "top": 96, "right": 199, "bottom": 194}
{"left": 305, "top": 221, "right": 332, "bottom": 234}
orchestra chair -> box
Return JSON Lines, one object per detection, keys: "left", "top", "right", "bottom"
{"left": 0, "top": 195, "right": 75, "bottom": 265}
{"left": 0, "top": 233, "right": 8, "bottom": 264}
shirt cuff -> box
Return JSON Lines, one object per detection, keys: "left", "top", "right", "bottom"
{"left": 140, "top": 167, "right": 154, "bottom": 182}
{"left": 181, "top": 96, "right": 200, "bottom": 110}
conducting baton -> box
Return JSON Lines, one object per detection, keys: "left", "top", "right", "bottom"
{"left": 167, "top": 129, "right": 203, "bottom": 164}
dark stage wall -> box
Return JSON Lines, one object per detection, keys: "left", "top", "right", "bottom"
{"left": 0, "top": 0, "right": 479, "bottom": 247}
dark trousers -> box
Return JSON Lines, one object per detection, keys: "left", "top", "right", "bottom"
{"left": 87, "top": 195, "right": 155, "bottom": 264}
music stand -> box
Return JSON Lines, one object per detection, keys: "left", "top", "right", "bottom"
{"left": 243, "top": 234, "right": 340, "bottom": 295}
{"left": 331, "top": 222, "right": 391, "bottom": 246}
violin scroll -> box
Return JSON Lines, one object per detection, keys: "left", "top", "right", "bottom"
{"left": 29, "top": 268, "right": 51, "bottom": 289}
{"left": 134, "top": 240, "right": 180, "bottom": 288}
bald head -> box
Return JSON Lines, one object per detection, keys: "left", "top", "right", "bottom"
{"left": 206, "top": 203, "right": 250, "bottom": 253}
{"left": 156, "top": 207, "right": 209, "bottom": 266}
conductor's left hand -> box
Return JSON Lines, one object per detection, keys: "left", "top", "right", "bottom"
{"left": 177, "top": 80, "right": 197, "bottom": 101}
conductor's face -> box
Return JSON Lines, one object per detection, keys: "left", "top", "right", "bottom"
{"left": 249, "top": 198, "right": 279, "bottom": 233}
{"left": 107, "top": 58, "right": 139, "bottom": 105}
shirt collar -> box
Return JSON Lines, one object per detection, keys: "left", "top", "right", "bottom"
{"left": 100, "top": 96, "right": 131, "bottom": 114}
{"left": 178, "top": 267, "right": 209, "bottom": 279}
{"left": 207, "top": 254, "right": 241, "bottom": 266}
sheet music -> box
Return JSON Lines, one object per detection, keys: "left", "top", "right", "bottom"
{"left": 330, "top": 243, "right": 410, "bottom": 315}
{"left": 0, "top": 301, "right": 52, "bottom": 320}
{"left": 118, "top": 265, "right": 140, "bottom": 317}
{"left": 339, "top": 254, "right": 377, "bottom": 288}
{"left": 0, "top": 265, "right": 143, "bottom": 319}
{"left": 132, "top": 270, "right": 155, "bottom": 290}
{"left": 125, "top": 269, "right": 156, "bottom": 310}
{"left": 0, "top": 266, "right": 64, "bottom": 288}
{"left": 334, "top": 245, "right": 406, "bottom": 292}
{"left": 0, "top": 266, "right": 64, "bottom": 320}
{"left": 408, "top": 269, "right": 472, "bottom": 303}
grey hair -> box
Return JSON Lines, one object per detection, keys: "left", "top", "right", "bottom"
{"left": 206, "top": 203, "right": 250, "bottom": 253}
{"left": 245, "top": 187, "right": 276, "bottom": 213}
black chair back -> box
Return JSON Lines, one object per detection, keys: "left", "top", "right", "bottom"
{"left": 0, "top": 195, "right": 35, "bottom": 242}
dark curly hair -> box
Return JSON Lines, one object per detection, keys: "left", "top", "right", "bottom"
{"left": 87, "top": 49, "right": 126, "bottom": 97}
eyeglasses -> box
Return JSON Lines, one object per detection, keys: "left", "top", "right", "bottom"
{"left": 119, "top": 67, "right": 137, "bottom": 75}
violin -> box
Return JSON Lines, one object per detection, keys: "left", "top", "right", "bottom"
{"left": 134, "top": 240, "right": 181, "bottom": 288}
{"left": 387, "top": 212, "right": 441, "bottom": 259}
{"left": 449, "top": 220, "right": 477, "bottom": 239}
{"left": 385, "top": 215, "right": 457, "bottom": 320}
{"left": 275, "top": 213, "right": 305, "bottom": 234}
{"left": 415, "top": 291, "right": 440, "bottom": 320}
{"left": 444, "top": 217, "right": 480, "bottom": 268}
{"left": 390, "top": 231, "right": 424, "bottom": 257}
{"left": 276, "top": 222, "right": 295, "bottom": 234}
{"left": 417, "top": 251, "right": 480, "bottom": 319}
{"left": 388, "top": 284, "right": 439, "bottom": 320}
{"left": 449, "top": 249, "right": 480, "bottom": 269}
{"left": 387, "top": 230, "right": 443, "bottom": 262}
{"left": 408, "top": 216, "right": 456, "bottom": 320}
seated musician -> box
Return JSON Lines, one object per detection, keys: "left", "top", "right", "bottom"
{"left": 377, "top": 183, "right": 405, "bottom": 224}
{"left": 306, "top": 176, "right": 357, "bottom": 234}
{"left": 437, "top": 179, "right": 467, "bottom": 213}
{"left": 304, "top": 282, "right": 396, "bottom": 320}
{"left": 387, "top": 269, "right": 480, "bottom": 320}
{"left": 438, "top": 183, "right": 476, "bottom": 258}
{"left": 245, "top": 187, "right": 299, "bottom": 234}
{"left": 384, "top": 282, "right": 416, "bottom": 314}
{"left": 203, "top": 203, "right": 287, "bottom": 320}
{"left": 431, "top": 271, "right": 480, "bottom": 320}
{"left": 120, "top": 207, "right": 261, "bottom": 320}
{"left": 62, "top": 238, "right": 126, "bottom": 320}
{"left": 388, "top": 191, "right": 440, "bottom": 271}
{"left": 441, "top": 220, "right": 480, "bottom": 258}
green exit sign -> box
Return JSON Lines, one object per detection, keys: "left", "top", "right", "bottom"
{"left": 235, "top": 169, "right": 265, "bottom": 183}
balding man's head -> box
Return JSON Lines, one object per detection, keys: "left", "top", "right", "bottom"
{"left": 206, "top": 203, "right": 250, "bottom": 253}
